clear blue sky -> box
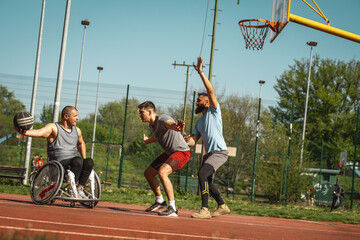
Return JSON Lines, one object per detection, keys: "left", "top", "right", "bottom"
{"left": 0, "top": 0, "right": 359, "bottom": 110}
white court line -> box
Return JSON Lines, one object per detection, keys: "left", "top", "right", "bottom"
{"left": 1, "top": 200, "right": 359, "bottom": 237}
{"left": 0, "top": 225, "right": 155, "bottom": 240}
{"left": 0, "top": 216, "right": 239, "bottom": 240}
{"left": 216, "top": 219, "right": 360, "bottom": 236}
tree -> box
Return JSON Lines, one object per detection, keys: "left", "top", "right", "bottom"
{"left": 0, "top": 85, "right": 25, "bottom": 138}
{"left": 270, "top": 56, "right": 360, "bottom": 167}
{"left": 0, "top": 85, "right": 25, "bottom": 116}
{"left": 80, "top": 97, "right": 148, "bottom": 150}
{"left": 40, "top": 104, "right": 53, "bottom": 124}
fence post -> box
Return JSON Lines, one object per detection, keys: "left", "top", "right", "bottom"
{"left": 19, "top": 135, "right": 25, "bottom": 167}
{"left": 317, "top": 140, "right": 324, "bottom": 203}
{"left": 105, "top": 122, "right": 113, "bottom": 185}
{"left": 233, "top": 133, "right": 240, "bottom": 198}
{"left": 284, "top": 101, "right": 294, "bottom": 206}
{"left": 350, "top": 106, "right": 359, "bottom": 210}
{"left": 185, "top": 91, "right": 196, "bottom": 192}
{"left": 251, "top": 88, "right": 263, "bottom": 202}
{"left": 279, "top": 154, "right": 285, "bottom": 206}
{"left": 118, "top": 84, "right": 129, "bottom": 188}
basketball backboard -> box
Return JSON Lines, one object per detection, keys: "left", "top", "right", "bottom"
{"left": 270, "top": 0, "right": 291, "bottom": 43}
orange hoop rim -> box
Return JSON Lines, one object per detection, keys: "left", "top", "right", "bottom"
{"left": 238, "top": 19, "right": 277, "bottom": 32}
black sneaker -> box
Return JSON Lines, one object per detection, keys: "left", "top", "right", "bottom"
{"left": 145, "top": 201, "right": 167, "bottom": 212}
{"left": 158, "top": 206, "right": 178, "bottom": 217}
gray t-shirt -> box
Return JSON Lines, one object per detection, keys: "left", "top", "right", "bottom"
{"left": 150, "top": 114, "right": 190, "bottom": 155}
{"left": 47, "top": 122, "right": 79, "bottom": 161}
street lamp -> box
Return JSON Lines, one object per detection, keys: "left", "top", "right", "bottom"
{"left": 251, "top": 80, "right": 266, "bottom": 202}
{"left": 91, "top": 66, "right": 103, "bottom": 159}
{"left": 23, "top": 0, "right": 46, "bottom": 185}
{"left": 75, "top": 19, "right": 90, "bottom": 109}
{"left": 300, "top": 41, "right": 317, "bottom": 165}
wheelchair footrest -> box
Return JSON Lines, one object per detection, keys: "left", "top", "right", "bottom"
{"left": 56, "top": 196, "right": 99, "bottom": 202}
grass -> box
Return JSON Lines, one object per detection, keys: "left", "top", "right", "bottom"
{"left": 1, "top": 179, "right": 360, "bottom": 225}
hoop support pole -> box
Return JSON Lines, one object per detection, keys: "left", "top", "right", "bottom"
{"left": 289, "top": 13, "right": 360, "bottom": 43}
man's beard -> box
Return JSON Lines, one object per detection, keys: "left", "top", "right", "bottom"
{"left": 195, "top": 104, "right": 206, "bottom": 114}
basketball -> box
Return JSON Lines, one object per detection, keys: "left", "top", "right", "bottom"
{"left": 13, "top": 112, "right": 34, "bottom": 130}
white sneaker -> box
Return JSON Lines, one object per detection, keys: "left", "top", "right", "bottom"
{"left": 77, "top": 187, "right": 88, "bottom": 199}
{"left": 69, "top": 189, "right": 79, "bottom": 198}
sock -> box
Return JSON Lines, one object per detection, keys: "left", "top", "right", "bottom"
{"left": 156, "top": 195, "right": 164, "bottom": 204}
{"left": 169, "top": 200, "right": 176, "bottom": 210}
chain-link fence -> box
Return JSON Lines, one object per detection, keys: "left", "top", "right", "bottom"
{"left": 1, "top": 73, "right": 359, "bottom": 209}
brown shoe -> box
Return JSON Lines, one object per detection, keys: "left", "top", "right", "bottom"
{"left": 212, "top": 204, "right": 230, "bottom": 217}
{"left": 191, "top": 207, "right": 212, "bottom": 219}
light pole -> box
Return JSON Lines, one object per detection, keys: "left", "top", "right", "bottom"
{"left": 23, "top": 0, "right": 46, "bottom": 184}
{"left": 91, "top": 66, "right": 103, "bottom": 159}
{"left": 300, "top": 41, "right": 317, "bottom": 166}
{"left": 251, "top": 80, "right": 265, "bottom": 202}
{"left": 75, "top": 19, "right": 90, "bottom": 109}
{"left": 52, "top": 0, "right": 72, "bottom": 123}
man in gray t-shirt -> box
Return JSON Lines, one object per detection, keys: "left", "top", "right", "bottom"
{"left": 138, "top": 101, "right": 191, "bottom": 217}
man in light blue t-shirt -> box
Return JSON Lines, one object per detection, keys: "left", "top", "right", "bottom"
{"left": 184, "top": 56, "right": 231, "bottom": 219}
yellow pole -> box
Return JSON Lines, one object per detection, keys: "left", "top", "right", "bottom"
{"left": 289, "top": 13, "right": 360, "bottom": 43}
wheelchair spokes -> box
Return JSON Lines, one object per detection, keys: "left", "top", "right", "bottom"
{"left": 30, "top": 161, "right": 101, "bottom": 208}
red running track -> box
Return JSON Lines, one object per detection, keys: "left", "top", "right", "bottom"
{"left": 0, "top": 193, "right": 359, "bottom": 240}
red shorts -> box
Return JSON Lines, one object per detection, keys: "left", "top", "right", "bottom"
{"left": 151, "top": 151, "right": 191, "bottom": 172}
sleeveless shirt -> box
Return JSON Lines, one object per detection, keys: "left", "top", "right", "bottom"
{"left": 47, "top": 122, "right": 79, "bottom": 161}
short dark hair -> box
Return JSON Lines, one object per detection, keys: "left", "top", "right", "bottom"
{"left": 61, "top": 106, "right": 77, "bottom": 119}
{"left": 138, "top": 101, "right": 156, "bottom": 112}
{"left": 198, "top": 92, "right": 208, "bottom": 97}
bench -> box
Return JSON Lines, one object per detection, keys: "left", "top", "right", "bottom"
{"left": 0, "top": 166, "right": 26, "bottom": 181}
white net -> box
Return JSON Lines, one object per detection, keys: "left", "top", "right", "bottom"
{"left": 239, "top": 19, "right": 270, "bottom": 51}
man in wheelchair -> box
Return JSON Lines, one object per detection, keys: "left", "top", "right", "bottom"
{"left": 16, "top": 105, "right": 94, "bottom": 199}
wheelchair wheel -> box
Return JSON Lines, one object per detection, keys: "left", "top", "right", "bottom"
{"left": 30, "top": 161, "right": 64, "bottom": 205}
{"left": 80, "top": 170, "right": 101, "bottom": 208}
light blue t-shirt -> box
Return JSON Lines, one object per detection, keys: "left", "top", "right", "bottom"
{"left": 192, "top": 104, "right": 227, "bottom": 153}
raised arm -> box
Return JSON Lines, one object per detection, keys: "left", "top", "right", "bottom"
{"left": 194, "top": 56, "right": 218, "bottom": 109}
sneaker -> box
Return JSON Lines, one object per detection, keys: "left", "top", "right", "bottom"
{"left": 145, "top": 201, "right": 167, "bottom": 212}
{"left": 191, "top": 207, "right": 212, "bottom": 219}
{"left": 212, "top": 204, "right": 231, "bottom": 217}
{"left": 68, "top": 189, "right": 79, "bottom": 199}
{"left": 158, "top": 206, "right": 178, "bottom": 217}
{"left": 77, "top": 187, "right": 88, "bottom": 199}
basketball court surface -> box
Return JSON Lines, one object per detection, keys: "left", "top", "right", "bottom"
{"left": 0, "top": 193, "right": 359, "bottom": 239}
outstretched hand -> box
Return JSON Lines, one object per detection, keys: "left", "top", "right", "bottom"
{"left": 183, "top": 132, "right": 190, "bottom": 143}
{"left": 174, "top": 120, "right": 185, "bottom": 132}
{"left": 14, "top": 126, "right": 26, "bottom": 135}
{"left": 143, "top": 134, "right": 148, "bottom": 142}
{"left": 194, "top": 56, "right": 203, "bottom": 72}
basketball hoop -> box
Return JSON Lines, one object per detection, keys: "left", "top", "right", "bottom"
{"left": 238, "top": 19, "right": 276, "bottom": 50}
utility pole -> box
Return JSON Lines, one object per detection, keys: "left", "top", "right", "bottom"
{"left": 208, "top": 0, "right": 219, "bottom": 83}
{"left": 172, "top": 61, "right": 194, "bottom": 126}
{"left": 172, "top": 61, "right": 206, "bottom": 128}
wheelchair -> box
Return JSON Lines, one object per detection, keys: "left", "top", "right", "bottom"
{"left": 30, "top": 161, "right": 101, "bottom": 208}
